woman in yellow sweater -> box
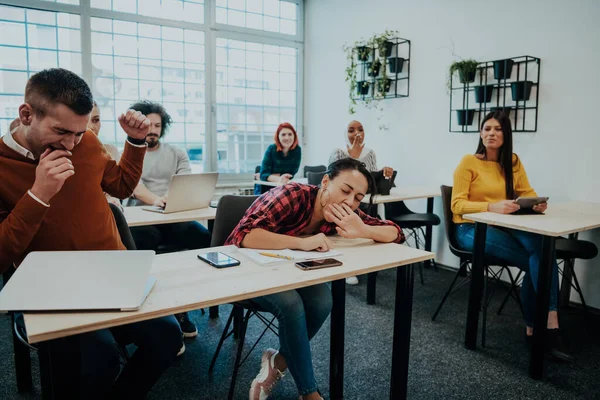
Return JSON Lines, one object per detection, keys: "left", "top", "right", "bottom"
{"left": 451, "top": 111, "right": 571, "bottom": 361}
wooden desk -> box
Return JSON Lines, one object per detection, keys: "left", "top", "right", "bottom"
{"left": 254, "top": 177, "right": 308, "bottom": 187}
{"left": 123, "top": 206, "right": 216, "bottom": 227}
{"left": 24, "top": 243, "right": 433, "bottom": 400}
{"left": 363, "top": 186, "right": 441, "bottom": 304}
{"left": 463, "top": 202, "right": 600, "bottom": 380}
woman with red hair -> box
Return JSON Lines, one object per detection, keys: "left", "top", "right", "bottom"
{"left": 255, "top": 122, "right": 302, "bottom": 194}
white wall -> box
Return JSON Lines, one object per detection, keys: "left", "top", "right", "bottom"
{"left": 304, "top": 0, "right": 600, "bottom": 307}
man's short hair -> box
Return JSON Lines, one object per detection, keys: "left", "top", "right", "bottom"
{"left": 129, "top": 100, "right": 173, "bottom": 138}
{"left": 25, "top": 68, "right": 94, "bottom": 117}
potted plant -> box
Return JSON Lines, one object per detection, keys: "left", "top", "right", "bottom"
{"left": 357, "top": 81, "right": 370, "bottom": 95}
{"left": 367, "top": 59, "right": 382, "bottom": 77}
{"left": 357, "top": 46, "right": 371, "bottom": 61}
{"left": 473, "top": 85, "right": 495, "bottom": 103}
{"left": 511, "top": 81, "right": 534, "bottom": 101}
{"left": 388, "top": 57, "right": 405, "bottom": 73}
{"left": 456, "top": 109, "right": 476, "bottom": 126}
{"left": 377, "top": 78, "right": 392, "bottom": 95}
{"left": 493, "top": 59, "right": 514, "bottom": 80}
{"left": 448, "top": 59, "right": 479, "bottom": 90}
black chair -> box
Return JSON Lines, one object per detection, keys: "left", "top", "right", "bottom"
{"left": 384, "top": 200, "right": 441, "bottom": 284}
{"left": 496, "top": 235, "right": 598, "bottom": 316}
{"left": 306, "top": 171, "right": 325, "bottom": 185}
{"left": 207, "top": 195, "right": 278, "bottom": 400}
{"left": 303, "top": 164, "right": 326, "bottom": 178}
{"left": 432, "top": 185, "right": 523, "bottom": 347}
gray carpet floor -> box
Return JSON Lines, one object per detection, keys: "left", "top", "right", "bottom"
{"left": 1, "top": 266, "right": 600, "bottom": 399}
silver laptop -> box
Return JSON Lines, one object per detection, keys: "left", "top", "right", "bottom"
{"left": 143, "top": 172, "right": 219, "bottom": 214}
{"left": 0, "top": 251, "right": 156, "bottom": 312}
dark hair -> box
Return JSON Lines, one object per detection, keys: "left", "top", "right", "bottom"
{"left": 129, "top": 100, "right": 173, "bottom": 138}
{"left": 325, "top": 157, "right": 376, "bottom": 212}
{"left": 25, "top": 68, "right": 94, "bottom": 116}
{"left": 476, "top": 111, "right": 517, "bottom": 200}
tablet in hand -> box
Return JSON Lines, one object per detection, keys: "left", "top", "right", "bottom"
{"left": 514, "top": 196, "right": 549, "bottom": 208}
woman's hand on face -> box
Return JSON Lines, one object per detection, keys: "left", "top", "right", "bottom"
{"left": 382, "top": 166, "right": 394, "bottom": 179}
{"left": 488, "top": 200, "right": 520, "bottom": 214}
{"left": 533, "top": 202, "right": 547, "bottom": 213}
{"left": 325, "top": 203, "right": 368, "bottom": 239}
{"left": 347, "top": 135, "right": 364, "bottom": 159}
{"left": 299, "top": 233, "right": 334, "bottom": 252}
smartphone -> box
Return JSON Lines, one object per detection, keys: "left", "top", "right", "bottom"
{"left": 197, "top": 252, "right": 240, "bottom": 268}
{"left": 514, "top": 196, "right": 549, "bottom": 208}
{"left": 295, "top": 258, "right": 343, "bottom": 271}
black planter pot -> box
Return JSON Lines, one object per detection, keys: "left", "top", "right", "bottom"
{"left": 490, "top": 106, "right": 513, "bottom": 118}
{"left": 473, "top": 85, "right": 494, "bottom": 103}
{"left": 356, "top": 81, "right": 370, "bottom": 95}
{"left": 388, "top": 57, "right": 405, "bottom": 73}
{"left": 381, "top": 41, "right": 394, "bottom": 57}
{"left": 511, "top": 81, "right": 534, "bottom": 101}
{"left": 493, "top": 59, "right": 514, "bottom": 80}
{"left": 357, "top": 46, "right": 370, "bottom": 61}
{"left": 456, "top": 109, "right": 476, "bottom": 126}
{"left": 366, "top": 61, "right": 381, "bottom": 77}
{"left": 458, "top": 69, "right": 476, "bottom": 84}
{"left": 377, "top": 78, "right": 392, "bottom": 94}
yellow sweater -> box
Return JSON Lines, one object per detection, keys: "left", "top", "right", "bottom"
{"left": 451, "top": 154, "right": 537, "bottom": 224}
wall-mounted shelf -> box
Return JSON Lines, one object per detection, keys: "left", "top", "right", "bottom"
{"left": 353, "top": 37, "right": 411, "bottom": 101}
{"left": 449, "top": 55, "right": 541, "bottom": 133}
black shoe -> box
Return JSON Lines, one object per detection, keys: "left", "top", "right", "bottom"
{"left": 176, "top": 313, "right": 198, "bottom": 338}
{"left": 546, "top": 329, "right": 574, "bottom": 363}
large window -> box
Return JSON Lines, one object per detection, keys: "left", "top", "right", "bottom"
{"left": 0, "top": 0, "right": 302, "bottom": 177}
{"left": 0, "top": 5, "right": 81, "bottom": 134}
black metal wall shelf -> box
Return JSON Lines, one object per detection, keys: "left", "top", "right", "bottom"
{"left": 353, "top": 37, "right": 411, "bottom": 101}
{"left": 449, "top": 55, "right": 541, "bottom": 133}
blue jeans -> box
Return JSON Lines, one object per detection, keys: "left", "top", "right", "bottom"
{"left": 130, "top": 221, "right": 212, "bottom": 252}
{"left": 455, "top": 223, "right": 559, "bottom": 327}
{"left": 18, "top": 314, "right": 182, "bottom": 399}
{"left": 250, "top": 283, "right": 332, "bottom": 395}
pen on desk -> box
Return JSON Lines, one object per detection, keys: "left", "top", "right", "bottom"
{"left": 259, "top": 252, "right": 293, "bottom": 260}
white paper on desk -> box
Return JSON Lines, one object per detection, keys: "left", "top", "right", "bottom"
{"left": 237, "top": 248, "right": 342, "bottom": 265}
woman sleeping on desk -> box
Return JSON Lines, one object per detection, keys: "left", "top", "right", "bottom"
{"left": 226, "top": 158, "right": 405, "bottom": 400}
{"left": 451, "top": 110, "right": 571, "bottom": 362}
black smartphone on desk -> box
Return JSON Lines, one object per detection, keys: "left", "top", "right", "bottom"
{"left": 198, "top": 252, "right": 240, "bottom": 268}
{"left": 295, "top": 258, "right": 343, "bottom": 270}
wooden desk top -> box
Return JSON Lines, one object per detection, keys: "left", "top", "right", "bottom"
{"left": 23, "top": 243, "right": 433, "bottom": 343}
{"left": 363, "top": 186, "right": 441, "bottom": 205}
{"left": 254, "top": 178, "right": 309, "bottom": 187}
{"left": 123, "top": 206, "right": 217, "bottom": 227}
{"left": 464, "top": 201, "right": 600, "bottom": 237}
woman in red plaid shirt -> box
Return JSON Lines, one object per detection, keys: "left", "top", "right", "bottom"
{"left": 226, "top": 158, "right": 405, "bottom": 400}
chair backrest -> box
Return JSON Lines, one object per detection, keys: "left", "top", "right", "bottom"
{"left": 255, "top": 165, "right": 261, "bottom": 174}
{"left": 384, "top": 200, "right": 412, "bottom": 218}
{"left": 303, "top": 165, "right": 326, "bottom": 178}
{"left": 211, "top": 195, "right": 259, "bottom": 247}
{"left": 109, "top": 203, "right": 137, "bottom": 250}
{"left": 307, "top": 171, "right": 326, "bottom": 186}
{"left": 440, "top": 185, "right": 471, "bottom": 258}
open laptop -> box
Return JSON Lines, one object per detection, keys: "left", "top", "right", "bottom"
{"left": 143, "top": 172, "right": 219, "bottom": 214}
{"left": 0, "top": 251, "right": 156, "bottom": 312}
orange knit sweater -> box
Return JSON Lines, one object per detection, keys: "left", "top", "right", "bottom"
{"left": 0, "top": 131, "right": 145, "bottom": 270}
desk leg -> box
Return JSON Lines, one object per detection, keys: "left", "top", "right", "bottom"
{"left": 390, "top": 263, "right": 414, "bottom": 400}
{"left": 465, "top": 222, "right": 487, "bottom": 350}
{"left": 529, "top": 235, "right": 555, "bottom": 380}
{"left": 39, "top": 338, "right": 81, "bottom": 399}
{"left": 367, "top": 272, "right": 378, "bottom": 305}
{"left": 424, "top": 198, "right": 434, "bottom": 269}
{"left": 559, "top": 233, "right": 577, "bottom": 307}
{"left": 209, "top": 306, "right": 219, "bottom": 319}
{"left": 330, "top": 279, "right": 346, "bottom": 400}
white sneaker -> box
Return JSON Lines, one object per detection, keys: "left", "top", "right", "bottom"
{"left": 249, "top": 349, "right": 285, "bottom": 400}
{"left": 177, "top": 342, "right": 185, "bottom": 356}
{"left": 346, "top": 276, "right": 359, "bottom": 285}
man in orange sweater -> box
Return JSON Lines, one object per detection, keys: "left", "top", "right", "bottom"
{"left": 0, "top": 68, "right": 183, "bottom": 398}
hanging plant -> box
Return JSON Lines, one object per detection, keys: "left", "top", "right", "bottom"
{"left": 447, "top": 59, "right": 480, "bottom": 91}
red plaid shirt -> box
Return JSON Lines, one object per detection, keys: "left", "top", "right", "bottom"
{"left": 226, "top": 182, "right": 405, "bottom": 246}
